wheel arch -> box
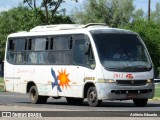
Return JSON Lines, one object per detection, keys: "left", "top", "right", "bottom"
{"left": 26, "top": 81, "right": 36, "bottom": 93}
{"left": 83, "top": 82, "right": 95, "bottom": 98}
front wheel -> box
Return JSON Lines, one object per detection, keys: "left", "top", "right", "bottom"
{"left": 133, "top": 99, "right": 148, "bottom": 107}
{"left": 87, "top": 87, "right": 102, "bottom": 107}
{"left": 29, "top": 86, "right": 48, "bottom": 104}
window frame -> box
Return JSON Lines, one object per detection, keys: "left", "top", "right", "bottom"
{"left": 6, "top": 34, "right": 95, "bottom": 67}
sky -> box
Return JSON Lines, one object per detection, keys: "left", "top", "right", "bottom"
{"left": 0, "top": 0, "right": 160, "bottom": 14}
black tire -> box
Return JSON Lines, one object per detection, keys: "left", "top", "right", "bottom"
{"left": 87, "top": 87, "right": 102, "bottom": 107}
{"left": 133, "top": 99, "right": 148, "bottom": 107}
{"left": 29, "top": 86, "right": 48, "bottom": 104}
{"left": 66, "top": 97, "right": 84, "bottom": 105}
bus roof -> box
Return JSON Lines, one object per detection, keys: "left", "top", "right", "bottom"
{"left": 30, "top": 23, "right": 108, "bottom": 32}
{"left": 8, "top": 23, "right": 136, "bottom": 38}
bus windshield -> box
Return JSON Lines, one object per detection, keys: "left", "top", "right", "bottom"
{"left": 92, "top": 32, "right": 152, "bottom": 72}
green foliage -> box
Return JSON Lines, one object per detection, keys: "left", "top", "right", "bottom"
{"left": 0, "top": 6, "right": 43, "bottom": 59}
{"left": 72, "top": 0, "right": 134, "bottom": 27}
{"left": 151, "top": 3, "right": 160, "bottom": 24}
{"left": 23, "top": 0, "right": 77, "bottom": 24}
{"left": 132, "top": 8, "right": 145, "bottom": 20}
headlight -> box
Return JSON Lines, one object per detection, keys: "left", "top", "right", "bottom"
{"left": 98, "top": 79, "right": 115, "bottom": 83}
{"left": 147, "top": 79, "right": 153, "bottom": 83}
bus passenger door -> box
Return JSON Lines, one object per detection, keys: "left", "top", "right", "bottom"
{"left": 71, "top": 38, "right": 87, "bottom": 98}
{"left": 70, "top": 66, "right": 85, "bottom": 98}
{"left": 84, "top": 43, "right": 97, "bottom": 87}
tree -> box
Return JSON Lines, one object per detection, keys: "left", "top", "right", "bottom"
{"left": 72, "top": 0, "right": 134, "bottom": 27}
{"left": 0, "top": 6, "right": 42, "bottom": 59}
{"left": 23, "top": 0, "right": 78, "bottom": 24}
{"left": 150, "top": 2, "right": 160, "bottom": 24}
{"left": 132, "top": 8, "right": 145, "bottom": 20}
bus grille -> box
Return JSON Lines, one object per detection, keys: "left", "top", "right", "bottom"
{"left": 116, "top": 80, "right": 147, "bottom": 86}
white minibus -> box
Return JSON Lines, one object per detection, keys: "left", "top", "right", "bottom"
{"left": 4, "top": 23, "right": 154, "bottom": 107}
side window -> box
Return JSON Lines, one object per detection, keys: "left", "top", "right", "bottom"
{"left": 50, "top": 36, "right": 72, "bottom": 50}
{"left": 35, "top": 38, "right": 48, "bottom": 51}
{"left": 48, "top": 51, "right": 71, "bottom": 64}
{"left": 15, "top": 39, "right": 27, "bottom": 51}
{"left": 8, "top": 40, "right": 16, "bottom": 51}
{"left": 73, "top": 39, "right": 85, "bottom": 65}
{"left": 8, "top": 39, "right": 27, "bottom": 51}
{"left": 48, "top": 35, "right": 72, "bottom": 65}
{"left": 27, "top": 37, "right": 48, "bottom": 64}
{"left": 7, "top": 52, "right": 15, "bottom": 64}
{"left": 26, "top": 52, "right": 47, "bottom": 64}
{"left": 73, "top": 35, "right": 95, "bottom": 68}
{"left": 28, "top": 38, "right": 47, "bottom": 51}
{"left": 15, "top": 52, "right": 25, "bottom": 64}
{"left": 28, "top": 39, "right": 33, "bottom": 50}
{"left": 7, "top": 38, "right": 26, "bottom": 64}
{"left": 49, "top": 38, "right": 54, "bottom": 50}
{"left": 26, "top": 52, "right": 37, "bottom": 64}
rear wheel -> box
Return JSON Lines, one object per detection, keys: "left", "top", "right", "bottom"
{"left": 87, "top": 87, "right": 102, "bottom": 107}
{"left": 66, "top": 97, "right": 84, "bottom": 105}
{"left": 29, "top": 86, "right": 48, "bottom": 104}
{"left": 133, "top": 99, "right": 148, "bottom": 107}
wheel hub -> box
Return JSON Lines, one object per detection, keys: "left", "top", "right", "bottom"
{"left": 90, "top": 91, "right": 96, "bottom": 102}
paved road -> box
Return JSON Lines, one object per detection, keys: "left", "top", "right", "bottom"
{"left": 0, "top": 92, "right": 160, "bottom": 119}
{"left": 0, "top": 92, "right": 160, "bottom": 110}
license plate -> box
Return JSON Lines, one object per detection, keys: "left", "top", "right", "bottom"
{"left": 127, "top": 94, "right": 137, "bottom": 99}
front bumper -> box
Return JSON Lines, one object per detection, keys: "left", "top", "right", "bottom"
{"left": 96, "top": 83, "right": 155, "bottom": 100}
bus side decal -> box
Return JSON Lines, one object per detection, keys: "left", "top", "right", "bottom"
{"left": 51, "top": 68, "right": 62, "bottom": 92}
{"left": 51, "top": 68, "right": 71, "bottom": 92}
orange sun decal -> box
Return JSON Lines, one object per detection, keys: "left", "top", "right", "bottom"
{"left": 57, "top": 68, "right": 71, "bottom": 89}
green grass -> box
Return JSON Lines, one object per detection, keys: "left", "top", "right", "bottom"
{"left": 0, "top": 77, "right": 4, "bottom": 92}
{"left": 152, "top": 87, "right": 160, "bottom": 100}
{"left": 155, "top": 87, "right": 160, "bottom": 97}
{"left": 0, "top": 88, "right": 3, "bottom": 92}
{"left": 0, "top": 77, "right": 4, "bottom": 83}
